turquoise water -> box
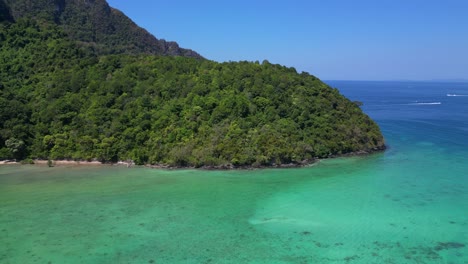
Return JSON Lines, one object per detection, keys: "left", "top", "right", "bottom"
{"left": 1, "top": 81, "right": 467, "bottom": 263}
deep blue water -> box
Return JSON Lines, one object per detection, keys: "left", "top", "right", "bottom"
{"left": 328, "top": 80, "right": 468, "bottom": 153}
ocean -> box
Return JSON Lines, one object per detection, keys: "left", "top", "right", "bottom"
{"left": 0, "top": 81, "right": 467, "bottom": 263}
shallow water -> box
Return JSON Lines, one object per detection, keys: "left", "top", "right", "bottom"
{"left": 1, "top": 81, "right": 467, "bottom": 263}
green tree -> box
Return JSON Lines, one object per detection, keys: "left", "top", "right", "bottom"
{"left": 5, "top": 138, "right": 25, "bottom": 160}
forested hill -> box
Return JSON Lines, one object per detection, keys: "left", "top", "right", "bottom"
{"left": 0, "top": 2, "right": 385, "bottom": 167}
{"left": 1, "top": 0, "right": 201, "bottom": 57}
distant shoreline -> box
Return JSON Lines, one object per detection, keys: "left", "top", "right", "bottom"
{"left": 0, "top": 147, "right": 385, "bottom": 170}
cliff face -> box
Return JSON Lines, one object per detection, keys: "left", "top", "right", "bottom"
{"left": 3, "top": 0, "right": 202, "bottom": 57}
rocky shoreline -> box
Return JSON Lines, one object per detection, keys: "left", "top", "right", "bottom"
{"left": 149, "top": 146, "right": 386, "bottom": 170}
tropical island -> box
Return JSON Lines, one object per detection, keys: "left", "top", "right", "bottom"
{"left": 0, "top": 0, "right": 385, "bottom": 168}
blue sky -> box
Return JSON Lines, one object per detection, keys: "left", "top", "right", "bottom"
{"left": 107, "top": 0, "right": 468, "bottom": 81}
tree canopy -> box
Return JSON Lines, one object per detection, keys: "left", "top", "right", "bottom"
{"left": 0, "top": 17, "right": 385, "bottom": 167}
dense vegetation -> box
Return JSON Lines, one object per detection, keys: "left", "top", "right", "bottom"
{"left": 0, "top": 1, "right": 385, "bottom": 167}
{"left": 0, "top": 20, "right": 384, "bottom": 167}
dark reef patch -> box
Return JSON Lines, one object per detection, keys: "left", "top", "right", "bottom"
{"left": 434, "top": 242, "right": 465, "bottom": 251}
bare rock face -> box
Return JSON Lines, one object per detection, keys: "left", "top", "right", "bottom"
{"left": 3, "top": 0, "right": 203, "bottom": 58}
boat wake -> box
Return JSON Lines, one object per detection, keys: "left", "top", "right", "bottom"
{"left": 408, "top": 102, "right": 442, "bottom": 105}
{"left": 447, "top": 94, "right": 468, "bottom": 97}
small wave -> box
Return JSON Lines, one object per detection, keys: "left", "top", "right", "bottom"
{"left": 408, "top": 102, "right": 442, "bottom": 105}
{"left": 447, "top": 94, "right": 468, "bottom": 97}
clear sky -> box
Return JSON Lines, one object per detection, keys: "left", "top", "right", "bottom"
{"left": 106, "top": 0, "right": 468, "bottom": 81}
